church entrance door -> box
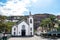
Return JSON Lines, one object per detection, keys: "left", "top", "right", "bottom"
{"left": 21, "top": 30, "right": 26, "bottom": 36}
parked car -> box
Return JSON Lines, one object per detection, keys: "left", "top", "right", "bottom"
{"left": 40, "top": 31, "right": 60, "bottom": 38}
{"left": 35, "top": 31, "right": 42, "bottom": 36}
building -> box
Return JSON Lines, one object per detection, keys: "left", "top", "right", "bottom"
{"left": 6, "top": 16, "right": 21, "bottom": 22}
{"left": 33, "top": 13, "right": 52, "bottom": 29}
{"left": 11, "top": 12, "right": 34, "bottom": 37}
{"left": 7, "top": 13, "right": 54, "bottom": 30}
{"left": 57, "top": 15, "right": 60, "bottom": 21}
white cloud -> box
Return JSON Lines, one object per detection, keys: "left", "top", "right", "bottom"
{"left": 0, "top": 0, "right": 37, "bottom": 16}
{"left": 31, "top": 0, "right": 37, "bottom": 3}
{"left": 0, "top": 0, "right": 53, "bottom": 16}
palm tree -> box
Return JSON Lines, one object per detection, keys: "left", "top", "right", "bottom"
{"left": 40, "top": 18, "right": 51, "bottom": 32}
{"left": 40, "top": 15, "right": 56, "bottom": 32}
{"left": 49, "top": 15, "right": 56, "bottom": 31}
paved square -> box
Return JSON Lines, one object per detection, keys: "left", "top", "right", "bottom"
{"left": 8, "top": 35, "right": 60, "bottom": 40}
{"left": 8, "top": 36, "right": 48, "bottom": 40}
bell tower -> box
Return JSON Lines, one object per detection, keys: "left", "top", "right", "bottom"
{"left": 29, "top": 11, "right": 34, "bottom": 36}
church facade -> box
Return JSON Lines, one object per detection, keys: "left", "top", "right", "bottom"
{"left": 11, "top": 13, "right": 34, "bottom": 37}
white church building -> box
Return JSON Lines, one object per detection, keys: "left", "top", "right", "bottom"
{"left": 11, "top": 12, "right": 34, "bottom": 37}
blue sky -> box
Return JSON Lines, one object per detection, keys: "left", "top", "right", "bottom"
{"left": 0, "top": 0, "right": 60, "bottom": 16}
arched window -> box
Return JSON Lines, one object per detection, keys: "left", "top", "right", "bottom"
{"left": 30, "top": 19, "right": 32, "bottom": 23}
{"left": 19, "top": 32, "right": 20, "bottom": 34}
{"left": 22, "top": 25, "right": 25, "bottom": 29}
{"left": 14, "top": 28, "right": 16, "bottom": 31}
{"left": 30, "top": 32, "right": 32, "bottom": 35}
{"left": 14, "top": 32, "right": 16, "bottom": 35}
{"left": 30, "top": 28, "right": 32, "bottom": 31}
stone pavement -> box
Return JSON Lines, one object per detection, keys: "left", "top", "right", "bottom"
{"left": 8, "top": 35, "right": 47, "bottom": 40}
{"left": 8, "top": 35, "right": 60, "bottom": 40}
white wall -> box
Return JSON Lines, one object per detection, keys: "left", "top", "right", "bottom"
{"left": 12, "top": 25, "right": 17, "bottom": 36}
{"left": 12, "top": 15, "right": 34, "bottom": 36}
{"left": 18, "top": 21, "right": 29, "bottom": 36}
{"left": 29, "top": 16, "right": 34, "bottom": 35}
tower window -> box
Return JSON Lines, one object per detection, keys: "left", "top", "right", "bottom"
{"left": 30, "top": 28, "right": 32, "bottom": 31}
{"left": 19, "top": 32, "right": 20, "bottom": 34}
{"left": 30, "top": 19, "right": 32, "bottom": 23}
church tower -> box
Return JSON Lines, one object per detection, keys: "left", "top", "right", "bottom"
{"left": 29, "top": 12, "right": 34, "bottom": 36}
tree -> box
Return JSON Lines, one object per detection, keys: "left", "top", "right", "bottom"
{"left": 40, "top": 18, "right": 51, "bottom": 31}
{"left": 40, "top": 15, "right": 56, "bottom": 31}
{"left": 0, "top": 15, "right": 6, "bottom": 23}
{"left": 0, "top": 15, "right": 6, "bottom": 33}
{"left": 5, "top": 21, "right": 16, "bottom": 33}
{"left": 49, "top": 15, "right": 56, "bottom": 30}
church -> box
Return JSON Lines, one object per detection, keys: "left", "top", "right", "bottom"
{"left": 11, "top": 12, "right": 34, "bottom": 37}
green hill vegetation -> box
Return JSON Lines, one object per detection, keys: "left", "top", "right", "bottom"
{"left": 0, "top": 14, "right": 60, "bottom": 33}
